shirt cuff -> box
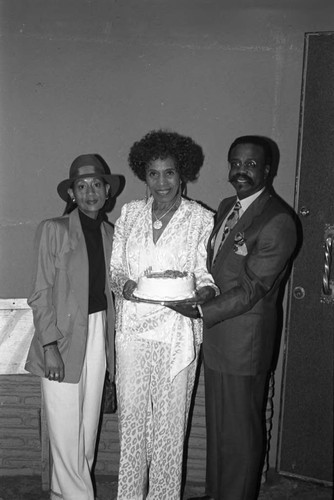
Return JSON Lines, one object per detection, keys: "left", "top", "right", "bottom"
{"left": 197, "top": 304, "right": 204, "bottom": 318}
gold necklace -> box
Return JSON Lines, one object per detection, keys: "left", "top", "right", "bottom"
{"left": 152, "top": 197, "right": 180, "bottom": 230}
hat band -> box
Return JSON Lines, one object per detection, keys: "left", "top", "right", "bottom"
{"left": 71, "top": 165, "right": 105, "bottom": 179}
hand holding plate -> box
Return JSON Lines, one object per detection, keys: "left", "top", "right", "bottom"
{"left": 196, "top": 285, "right": 216, "bottom": 304}
{"left": 123, "top": 279, "right": 137, "bottom": 300}
{"left": 165, "top": 301, "right": 201, "bottom": 319}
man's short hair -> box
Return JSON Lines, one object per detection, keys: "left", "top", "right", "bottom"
{"left": 228, "top": 135, "right": 273, "bottom": 165}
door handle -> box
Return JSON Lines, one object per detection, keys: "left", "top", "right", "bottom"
{"left": 322, "top": 235, "right": 333, "bottom": 295}
{"left": 293, "top": 286, "right": 305, "bottom": 299}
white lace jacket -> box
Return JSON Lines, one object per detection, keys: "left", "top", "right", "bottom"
{"left": 109, "top": 197, "right": 218, "bottom": 380}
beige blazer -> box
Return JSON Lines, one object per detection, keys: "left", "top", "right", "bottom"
{"left": 25, "top": 208, "right": 115, "bottom": 383}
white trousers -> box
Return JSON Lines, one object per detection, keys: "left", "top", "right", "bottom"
{"left": 42, "top": 311, "right": 107, "bottom": 500}
{"left": 116, "top": 338, "right": 200, "bottom": 500}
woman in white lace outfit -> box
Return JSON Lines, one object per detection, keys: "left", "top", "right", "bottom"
{"left": 110, "top": 130, "right": 218, "bottom": 500}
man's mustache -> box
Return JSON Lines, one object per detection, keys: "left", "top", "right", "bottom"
{"left": 229, "top": 174, "right": 254, "bottom": 185}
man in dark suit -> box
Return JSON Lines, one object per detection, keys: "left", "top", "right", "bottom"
{"left": 173, "top": 136, "right": 297, "bottom": 500}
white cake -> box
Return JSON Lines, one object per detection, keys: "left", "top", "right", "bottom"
{"left": 134, "top": 270, "right": 195, "bottom": 301}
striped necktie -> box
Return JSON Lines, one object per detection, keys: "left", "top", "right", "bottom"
{"left": 213, "top": 201, "right": 241, "bottom": 259}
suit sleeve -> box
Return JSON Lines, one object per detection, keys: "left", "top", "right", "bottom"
{"left": 202, "top": 212, "right": 297, "bottom": 328}
{"left": 27, "top": 220, "right": 64, "bottom": 346}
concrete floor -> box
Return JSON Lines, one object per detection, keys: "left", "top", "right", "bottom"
{"left": 0, "top": 470, "right": 332, "bottom": 500}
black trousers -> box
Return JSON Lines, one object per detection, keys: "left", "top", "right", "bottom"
{"left": 204, "top": 364, "right": 269, "bottom": 500}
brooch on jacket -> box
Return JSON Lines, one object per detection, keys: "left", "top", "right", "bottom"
{"left": 233, "top": 232, "right": 248, "bottom": 256}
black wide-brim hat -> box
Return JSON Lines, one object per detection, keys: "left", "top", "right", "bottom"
{"left": 57, "top": 154, "right": 121, "bottom": 201}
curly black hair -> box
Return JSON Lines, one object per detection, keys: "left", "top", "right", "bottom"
{"left": 128, "top": 129, "right": 205, "bottom": 183}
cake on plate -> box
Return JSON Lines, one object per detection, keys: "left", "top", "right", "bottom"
{"left": 133, "top": 269, "right": 195, "bottom": 301}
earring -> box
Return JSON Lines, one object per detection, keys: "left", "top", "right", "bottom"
{"left": 181, "top": 181, "right": 187, "bottom": 196}
{"left": 72, "top": 198, "right": 76, "bottom": 203}
{"left": 145, "top": 184, "right": 151, "bottom": 203}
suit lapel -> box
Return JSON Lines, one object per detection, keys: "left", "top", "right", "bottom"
{"left": 67, "top": 209, "right": 89, "bottom": 318}
{"left": 211, "top": 190, "right": 272, "bottom": 269}
{"left": 101, "top": 221, "right": 113, "bottom": 279}
{"left": 207, "top": 197, "right": 236, "bottom": 270}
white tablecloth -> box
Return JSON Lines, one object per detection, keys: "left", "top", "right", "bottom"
{"left": 0, "top": 299, "right": 33, "bottom": 374}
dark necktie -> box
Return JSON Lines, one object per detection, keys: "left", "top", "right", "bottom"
{"left": 213, "top": 201, "right": 241, "bottom": 259}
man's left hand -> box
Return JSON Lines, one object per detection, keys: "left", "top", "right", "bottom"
{"left": 167, "top": 302, "right": 201, "bottom": 319}
{"left": 167, "top": 285, "right": 216, "bottom": 318}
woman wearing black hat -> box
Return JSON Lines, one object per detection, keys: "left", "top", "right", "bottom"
{"left": 25, "top": 154, "right": 122, "bottom": 500}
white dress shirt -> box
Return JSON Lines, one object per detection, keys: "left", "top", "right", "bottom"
{"left": 213, "top": 187, "right": 265, "bottom": 258}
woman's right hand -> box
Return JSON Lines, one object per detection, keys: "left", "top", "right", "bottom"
{"left": 44, "top": 345, "right": 65, "bottom": 382}
{"left": 123, "top": 279, "right": 137, "bottom": 300}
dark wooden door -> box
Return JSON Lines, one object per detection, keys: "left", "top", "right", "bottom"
{"left": 278, "top": 32, "right": 334, "bottom": 485}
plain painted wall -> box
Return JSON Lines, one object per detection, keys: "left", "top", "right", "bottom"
{"left": 1, "top": 0, "right": 333, "bottom": 467}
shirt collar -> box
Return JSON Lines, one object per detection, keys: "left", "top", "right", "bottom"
{"left": 238, "top": 187, "right": 266, "bottom": 213}
{"left": 78, "top": 209, "right": 105, "bottom": 230}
